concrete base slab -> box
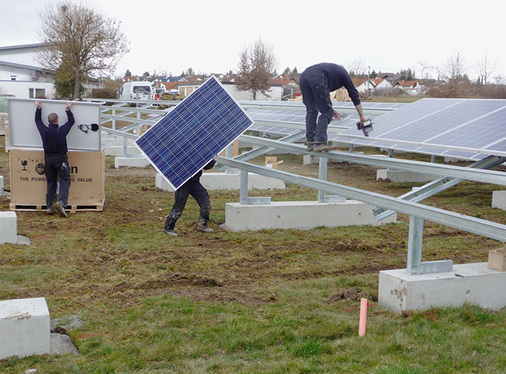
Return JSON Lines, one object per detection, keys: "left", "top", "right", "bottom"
{"left": 114, "top": 156, "right": 151, "bottom": 168}
{"left": 379, "top": 263, "right": 506, "bottom": 313}
{"left": 105, "top": 145, "right": 141, "bottom": 157}
{"left": 492, "top": 190, "right": 506, "bottom": 210}
{"left": 303, "top": 155, "right": 319, "bottom": 165}
{"left": 50, "top": 333, "right": 79, "bottom": 355}
{"left": 16, "top": 235, "right": 31, "bottom": 246}
{"left": 0, "top": 298, "right": 50, "bottom": 360}
{"left": 156, "top": 172, "right": 286, "bottom": 192}
{"left": 377, "top": 169, "right": 438, "bottom": 183}
{"left": 224, "top": 200, "right": 397, "bottom": 231}
{"left": 0, "top": 211, "right": 17, "bottom": 244}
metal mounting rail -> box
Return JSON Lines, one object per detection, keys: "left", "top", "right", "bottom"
{"left": 374, "top": 155, "right": 506, "bottom": 220}
{"left": 216, "top": 156, "right": 506, "bottom": 242}
{"left": 238, "top": 134, "right": 506, "bottom": 186}
{"left": 215, "top": 132, "right": 307, "bottom": 172}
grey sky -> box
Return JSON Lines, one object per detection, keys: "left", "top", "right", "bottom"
{"left": 2, "top": 0, "right": 504, "bottom": 80}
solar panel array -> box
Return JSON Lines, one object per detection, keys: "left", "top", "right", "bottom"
{"left": 244, "top": 101, "right": 406, "bottom": 137}
{"left": 135, "top": 76, "right": 253, "bottom": 190}
{"left": 243, "top": 98, "right": 506, "bottom": 160}
{"left": 331, "top": 98, "right": 506, "bottom": 160}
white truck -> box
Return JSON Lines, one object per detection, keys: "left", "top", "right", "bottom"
{"left": 119, "top": 82, "right": 154, "bottom": 103}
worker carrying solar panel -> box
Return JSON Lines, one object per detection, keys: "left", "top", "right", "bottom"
{"left": 163, "top": 159, "right": 216, "bottom": 237}
{"left": 300, "top": 63, "right": 367, "bottom": 152}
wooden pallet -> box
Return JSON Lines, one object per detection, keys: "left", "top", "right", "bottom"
{"left": 10, "top": 201, "right": 104, "bottom": 213}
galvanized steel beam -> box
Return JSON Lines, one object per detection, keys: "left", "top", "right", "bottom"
{"left": 216, "top": 156, "right": 506, "bottom": 242}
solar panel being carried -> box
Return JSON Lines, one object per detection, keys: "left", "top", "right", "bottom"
{"left": 330, "top": 98, "right": 506, "bottom": 160}
{"left": 135, "top": 76, "right": 253, "bottom": 190}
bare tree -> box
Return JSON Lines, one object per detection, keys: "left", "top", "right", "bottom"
{"left": 37, "top": 1, "right": 129, "bottom": 99}
{"left": 347, "top": 58, "right": 367, "bottom": 77}
{"left": 235, "top": 38, "right": 277, "bottom": 100}
{"left": 434, "top": 52, "right": 471, "bottom": 97}
{"left": 417, "top": 60, "right": 433, "bottom": 96}
{"left": 477, "top": 53, "right": 496, "bottom": 90}
{"left": 438, "top": 52, "right": 467, "bottom": 81}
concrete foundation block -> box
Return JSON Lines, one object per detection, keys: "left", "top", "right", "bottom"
{"left": 156, "top": 172, "right": 286, "bottom": 192}
{"left": 105, "top": 145, "right": 141, "bottom": 157}
{"left": 303, "top": 155, "right": 319, "bottom": 165}
{"left": 0, "top": 211, "right": 17, "bottom": 244}
{"left": 114, "top": 156, "right": 151, "bottom": 168}
{"left": 0, "top": 175, "right": 4, "bottom": 192}
{"left": 377, "top": 169, "right": 438, "bottom": 183}
{"left": 378, "top": 263, "right": 506, "bottom": 313}
{"left": 224, "top": 200, "right": 397, "bottom": 231}
{"left": 0, "top": 298, "right": 50, "bottom": 360}
{"left": 492, "top": 190, "right": 506, "bottom": 210}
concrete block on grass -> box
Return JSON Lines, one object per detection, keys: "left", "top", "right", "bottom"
{"left": 0, "top": 298, "right": 50, "bottom": 360}
{"left": 0, "top": 211, "right": 17, "bottom": 244}
{"left": 492, "top": 191, "right": 506, "bottom": 210}
{"left": 379, "top": 263, "right": 506, "bottom": 313}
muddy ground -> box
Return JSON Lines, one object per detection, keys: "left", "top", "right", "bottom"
{"left": 1, "top": 149, "right": 503, "bottom": 312}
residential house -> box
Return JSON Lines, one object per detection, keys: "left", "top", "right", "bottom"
{"left": 393, "top": 80, "right": 423, "bottom": 96}
{"left": 0, "top": 43, "right": 56, "bottom": 99}
{"left": 371, "top": 78, "right": 393, "bottom": 92}
{"left": 352, "top": 78, "right": 373, "bottom": 95}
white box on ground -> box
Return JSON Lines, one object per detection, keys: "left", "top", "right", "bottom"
{"left": 156, "top": 172, "right": 285, "bottom": 192}
{"left": 0, "top": 298, "right": 50, "bottom": 360}
{"left": 377, "top": 169, "right": 438, "bottom": 183}
{"left": 224, "top": 200, "right": 396, "bottom": 231}
{"left": 0, "top": 211, "right": 17, "bottom": 244}
{"left": 378, "top": 263, "right": 506, "bottom": 313}
{"left": 114, "top": 156, "right": 151, "bottom": 168}
{"left": 492, "top": 191, "right": 506, "bottom": 210}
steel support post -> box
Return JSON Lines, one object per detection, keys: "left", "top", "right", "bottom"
{"left": 239, "top": 169, "right": 249, "bottom": 205}
{"left": 407, "top": 216, "right": 424, "bottom": 274}
{"left": 318, "top": 157, "right": 328, "bottom": 203}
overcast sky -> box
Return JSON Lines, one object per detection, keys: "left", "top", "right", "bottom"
{"left": 2, "top": 0, "right": 504, "bottom": 81}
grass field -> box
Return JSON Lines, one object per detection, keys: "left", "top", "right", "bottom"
{"left": 0, "top": 135, "right": 505, "bottom": 373}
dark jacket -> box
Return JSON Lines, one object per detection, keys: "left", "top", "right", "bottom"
{"left": 190, "top": 159, "right": 216, "bottom": 182}
{"left": 35, "top": 108, "right": 75, "bottom": 155}
{"left": 303, "top": 63, "right": 361, "bottom": 106}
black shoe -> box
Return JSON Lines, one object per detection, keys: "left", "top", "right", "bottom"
{"left": 164, "top": 228, "right": 178, "bottom": 237}
{"left": 197, "top": 225, "right": 214, "bottom": 233}
{"left": 53, "top": 201, "right": 67, "bottom": 218}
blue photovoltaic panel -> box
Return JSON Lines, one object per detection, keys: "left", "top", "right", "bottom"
{"left": 332, "top": 98, "right": 506, "bottom": 160}
{"left": 135, "top": 76, "right": 253, "bottom": 190}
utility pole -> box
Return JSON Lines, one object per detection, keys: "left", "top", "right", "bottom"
{"left": 367, "top": 66, "right": 371, "bottom": 98}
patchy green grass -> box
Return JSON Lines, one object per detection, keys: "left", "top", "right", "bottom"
{"left": 0, "top": 135, "right": 505, "bottom": 373}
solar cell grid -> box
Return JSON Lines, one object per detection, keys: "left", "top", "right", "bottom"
{"left": 136, "top": 76, "right": 253, "bottom": 190}
{"left": 332, "top": 98, "right": 506, "bottom": 159}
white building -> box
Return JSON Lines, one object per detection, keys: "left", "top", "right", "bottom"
{"left": 0, "top": 44, "right": 56, "bottom": 100}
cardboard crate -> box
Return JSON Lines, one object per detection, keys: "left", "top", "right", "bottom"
{"left": 219, "top": 140, "right": 239, "bottom": 158}
{"left": 488, "top": 247, "right": 506, "bottom": 272}
{"left": 9, "top": 148, "right": 105, "bottom": 212}
{"left": 265, "top": 156, "right": 283, "bottom": 169}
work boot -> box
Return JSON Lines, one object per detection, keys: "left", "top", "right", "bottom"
{"left": 313, "top": 144, "right": 333, "bottom": 152}
{"left": 47, "top": 207, "right": 57, "bottom": 215}
{"left": 53, "top": 201, "right": 67, "bottom": 218}
{"left": 306, "top": 142, "right": 315, "bottom": 151}
{"left": 164, "top": 228, "right": 178, "bottom": 237}
{"left": 197, "top": 225, "right": 214, "bottom": 233}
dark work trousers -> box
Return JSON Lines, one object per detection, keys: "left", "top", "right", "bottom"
{"left": 164, "top": 179, "right": 211, "bottom": 230}
{"left": 45, "top": 154, "right": 71, "bottom": 208}
{"left": 300, "top": 68, "right": 334, "bottom": 144}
